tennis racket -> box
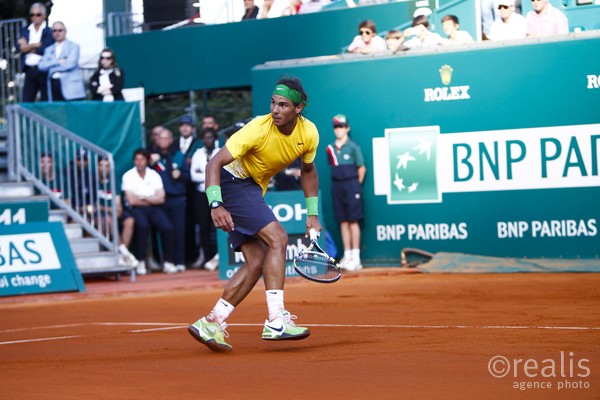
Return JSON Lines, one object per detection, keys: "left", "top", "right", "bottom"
{"left": 293, "top": 229, "right": 342, "bottom": 283}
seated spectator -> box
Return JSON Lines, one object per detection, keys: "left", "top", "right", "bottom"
{"left": 39, "top": 152, "right": 64, "bottom": 200}
{"left": 242, "top": 0, "right": 259, "bottom": 20}
{"left": 97, "top": 158, "right": 138, "bottom": 268}
{"left": 403, "top": 15, "right": 444, "bottom": 49}
{"left": 38, "top": 21, "right": 85, "bottom": 101}
{"left": 260, "top": 0, "right": 290, "bottom": 18}
{"left": 489, "top": 0, "right": 529, "bottom": 41}
{"left": 121, "top": 149, "right": 177, "bottom": 275}
{"left": 68, "top": 151, "right": 96, "bottom": 217}
{"left": 385, "top": 29, "right": 408, "bottom": 53}
{"left": 441, "top": 15, "right": 474, "bottom": 45}
{"left": 299, "top": 0, "right": 331, "bottom": 14}
{"left": 348, "top": 20, "right": 387, "bottom": 54}
{"left": 89, "top": 48, "right": 124, "bottom": 102}
{"left": 526, "top": 0, "right": 568, "bottom": 37}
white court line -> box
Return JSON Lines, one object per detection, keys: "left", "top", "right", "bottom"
{"left": 2, "top": 322, "right": 599, "bottom": 346}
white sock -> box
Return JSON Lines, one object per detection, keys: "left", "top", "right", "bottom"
{"left": 344, "top": 250, "right": 352, "bottom": 260}
{"left": 351, "top": 249, "right": 361, "bottom": 261}
{"left": 266, "top": 290, "right": 285, "bottom": 321}
{"left": 207, "top": 298, "right": 235, "bottom": 325}
{"left": 119, "top": 243, "right": 132, "bottom": 257}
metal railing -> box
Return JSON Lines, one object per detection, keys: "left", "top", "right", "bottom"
{"left": 0, "top": 18, "right": 26, "bottom": 126}
{"left": 7, "top": 104, "right": 119, "bottom": 255}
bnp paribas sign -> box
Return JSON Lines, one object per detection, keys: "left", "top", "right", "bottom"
{"left": 373, "top": 124, "right": 600, "bottom": 205}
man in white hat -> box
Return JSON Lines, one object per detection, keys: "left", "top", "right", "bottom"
{"left": 489, "top": 0, "right": 529, "bottom": 41}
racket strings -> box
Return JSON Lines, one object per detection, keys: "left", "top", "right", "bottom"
{"left": 295, "top": 251, "right": 339, "bottom": 279}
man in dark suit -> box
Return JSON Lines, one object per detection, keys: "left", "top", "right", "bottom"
{"left": 16, "top": 2, "right": 54, "bottom": 102}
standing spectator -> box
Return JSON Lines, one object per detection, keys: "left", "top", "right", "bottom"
{"left": 38, "top": 21, "right": 85, "bottom": 101}
{"left": 489, "top": 0, "right": 529, "bottom": 41}
{"left": 121, "top": 149, "right": 177, "bottom": 275}
{"left": 190, "top": 128, "right": 220, "bottom": 270}
{"left": 241, "top": 0, "right": 259, "bottom": 20}
{"left": 441, "top": 15, "right": 474, "bottom": 45}
{"left": 202, "top": 115, "right": 220, "bottom": 132}
{"left": 348, "top": 20, "right": 387, "bottom": 54}
{"left": 154, "top": 129, "right": 189, "bottom": 273}
{"left": 404, "top": 15, "right": 445, "bottom": 49}
{"left": 16, "top": 2, "right": 54, "bottom": 102}
{"left": 173, "top": 115, "right": 202, "bottom": 266}
{"left": 89, "top": 48, "right": 124, "bottom": 102}
{"left": 527, "top": 0, "right": 568, "bottom": 37}
{"left": 481, "top": 0, "right": 499, "bottom": 40}
{"left": 187, "top": 77, "right": 321, "bottom": 352}
{"left": 325, "top": 114, "right": 366, "bottom": 271}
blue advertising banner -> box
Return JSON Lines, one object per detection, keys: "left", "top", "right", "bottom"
{"left": 0, "top": 222, "right": 85, "bottom": 296}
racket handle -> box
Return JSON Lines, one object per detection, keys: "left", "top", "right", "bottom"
{"left": 309, "top": 229, "right": 320, "bottom": 241}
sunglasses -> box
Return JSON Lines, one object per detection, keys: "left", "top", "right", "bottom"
{"left": 52, "top": 29, "right": 64, "bottom": 32}
{"left": 359, "top": 30, "right": 373, "bottom": 35}
{"left": 498, "top": 4, "right": 510, "bottom": 9}
{"left": 30, "top": 13, "right": 43, "bottom": 17}
{"left": 100, "top": 56, "right": 113, "bottom": 60}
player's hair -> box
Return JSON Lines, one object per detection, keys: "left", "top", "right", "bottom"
{"left": 276, "top": 76, "right": 308, "bottom": 118}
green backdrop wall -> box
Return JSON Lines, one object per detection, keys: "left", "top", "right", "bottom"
{"left": 251, "top": 34, "right": 600, "bottom": 263}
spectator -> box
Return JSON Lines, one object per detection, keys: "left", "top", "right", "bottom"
{"left": 241, "top": 0, "right": 259, "bottom": 20}
{"left": 441, "top": 15, "right": 474, "bottom": 45}
{"left": 403, "top": 15, "right": 445, "bottom": 49}
{"left": 16, "top": 2, "right": 54, "bottom": 102}
{"left": 385, "top": 29, "right": 408, "bottom": 53}
{"left": 489, "top": 0, "right": 529, "bottom": 41}
{"left": 121, "top": 149, "right": 177, "bottom": 275}
{"left": 68, "top": 151, "right": 96, "bottom": 217}
{"left": 89, "top": 48, "right": 124, "bottom": 102}
{"left": 259, "top": 0, "right": 273, "bottom": 18}
{"left": 273, "top": 158, "right": 302, "bottom": 191}
{"left": 527, "top": 0, "right": 568, "bottom": 37}
{"left": 39, "top": 152, "right": 63, "bottom": 200}
{"left": 38, "top": 21, "right": 85, "bottom": 101}
{"left": 147, "top": 125, "right": 165, "bottom": 156}
{"left": 153, "top": 129, "right": 189, "bottom": 273}
{"left": 190, "top": 128, "right": 221, "bottom": 270}
{"left": 348, "top": 20, "right": 387, "bottom": 54}
{"left": 325, "top": 114, "right": 366, "bottom": 271}
{"left": 202, "top": 115, "right": 220, "bottom": 132}
{"left": 299, "top": 0, "right": 331, "bottom": 14}
{"left": 173, "top": 115, "right": 202, "bottom": 266}
{"left": 97, "top": 158, "right": 139, "bottom": 268}
{"left": 481, "top": 0, "right": 499, "bottom": 40}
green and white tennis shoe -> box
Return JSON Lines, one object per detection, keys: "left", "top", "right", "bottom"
{"left": 188, "top": 317, "right": 232, "bottom": 352}
{"left": 262, "top": 311, "right": 311, "bottom": 341}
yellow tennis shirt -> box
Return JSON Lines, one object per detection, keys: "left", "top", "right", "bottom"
{"left": 224, "top": 114, "right": 319, "bottom": 194}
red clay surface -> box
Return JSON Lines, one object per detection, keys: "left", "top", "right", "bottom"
{"left": 1, "top": 269, "right": 599, "bottom": 399}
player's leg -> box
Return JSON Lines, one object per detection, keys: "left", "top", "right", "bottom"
{"left": 256, "top": 221, "right": 310, "bottom": 341}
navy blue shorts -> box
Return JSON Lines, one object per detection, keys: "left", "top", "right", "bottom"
{"left": 221, "top": 168, "right": 277, "bottom": 252}
{"left": 332, "top": 179, "right": 363, "bottom": 222}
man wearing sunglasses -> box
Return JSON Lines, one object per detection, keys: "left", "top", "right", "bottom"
{"left": 16, "top": 2, "right": 55, "bottom": 102}
{"left": 489, "top": 0, "right": 529, "bottom": 41}
{"left": 38, "top": 21, "right": 86, "bottom": 101}
{"left": 526, "top": 0, "right": 568, "bottom": 37}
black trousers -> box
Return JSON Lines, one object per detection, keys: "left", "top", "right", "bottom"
{"left": 49, "top": 78, "right": 66, "bottom": 101}
{"left": 22, "top": 66, "right": 48, "bottom": 102}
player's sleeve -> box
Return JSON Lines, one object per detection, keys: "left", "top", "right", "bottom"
{"left": 225, "top": 118, "right": 262, "bottom": 159}
{"left": 301, "top": 125, "right": 320, "bottom": 164}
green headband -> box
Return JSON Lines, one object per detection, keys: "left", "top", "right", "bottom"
{"left": 273, "top": 84, "right": 308, "bottom": 106}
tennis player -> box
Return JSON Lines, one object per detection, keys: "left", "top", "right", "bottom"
{"left": 188, "top": 77, "right": 322, "bottom": 352}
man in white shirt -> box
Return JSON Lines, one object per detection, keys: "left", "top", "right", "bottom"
{"left": 16, "top": 2, "right": 54, "bottom": 102}
{"left": 190, "top": 129, "right": 221, "bottom": 270}
{"left": 489, "top": 0, "right": 529, "bottom": 41}
{"left": 121, "top": 149, "right": 177, "bottom": 275}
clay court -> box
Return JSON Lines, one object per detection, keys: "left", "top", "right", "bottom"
{"left": 1, "top": 269, "right": 599, "bottom": 399}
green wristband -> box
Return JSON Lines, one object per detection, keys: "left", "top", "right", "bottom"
{"left": 206, "top": 185, "right": 223, "bottom": 204}
{"left": 305, "top": 196, "right": 319, "bottom": 216}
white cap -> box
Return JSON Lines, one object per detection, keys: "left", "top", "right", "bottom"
{"left": 498, "top": 0, "right": 515, "bottom": 6}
